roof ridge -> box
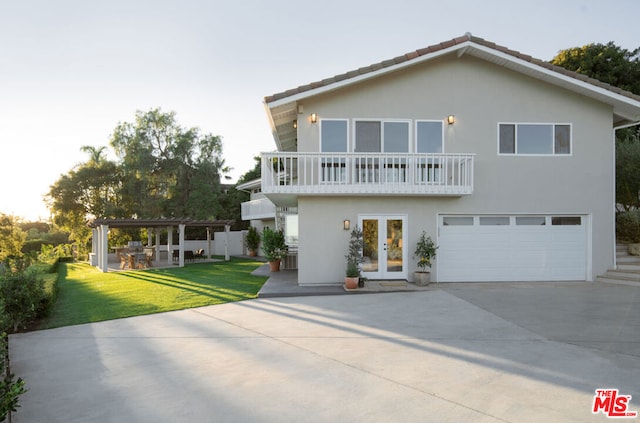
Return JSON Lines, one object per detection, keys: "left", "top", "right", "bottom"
{"left": 264, "top": 34, "right": 640, "bottom": 105}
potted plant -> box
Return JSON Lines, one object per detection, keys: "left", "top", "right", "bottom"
{"left": 262, "top": 227, "right": 287, "bottom": 272}
{"left": 344, "top": 226, "right": 364, "bottom": 289}
{"left": 413, "top": 231, "right": 437, "bottom": 286}
{"left": 245, "top": 226, "right": 260, "bottom": 257}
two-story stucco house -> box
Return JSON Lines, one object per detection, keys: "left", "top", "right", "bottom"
{"left": 256, "top": 33, "right": 640, "bottom": 286}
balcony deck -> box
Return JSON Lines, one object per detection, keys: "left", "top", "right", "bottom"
{"left": 261, "top": 152, "right": 474, "bottom": 203}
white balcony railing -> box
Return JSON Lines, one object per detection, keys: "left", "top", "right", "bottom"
{"left": 240, "top": 197, "right": 276, "bottom": 220}
{"left": 262, "top": 152, "right": 474, "bottom": 196}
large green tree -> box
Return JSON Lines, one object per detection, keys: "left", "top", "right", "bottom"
{"left": 109, "top": 109, "right": 229, "bottom": 219}
{"left": 551, "top": 42, "right": 640, "bottom": 95}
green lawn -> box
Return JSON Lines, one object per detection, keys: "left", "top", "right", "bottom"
{"left": 40, "top": 257, "right": 268, "bottom": 329}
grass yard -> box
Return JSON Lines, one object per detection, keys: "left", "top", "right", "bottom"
{"left": 40, "top": 257, "right": 268, "bottom": 329}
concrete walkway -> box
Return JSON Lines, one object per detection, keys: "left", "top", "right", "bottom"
{"left": 10, "top": 282, "right": 640, "bottom": 422}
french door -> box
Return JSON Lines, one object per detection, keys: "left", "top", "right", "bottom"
{"left": 359, "top": 215, "right": 407, "bottom": 280}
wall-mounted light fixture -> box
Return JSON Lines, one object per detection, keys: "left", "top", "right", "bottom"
{"left": 343, "top": 219, "right": 350, "bottom": 231}
{"left": 447, "top": 115, "right": 455, "bottom": 125}
{"left": 310, "top": 113, "right": 318, "bottom": 124}
{"left": 293, "top": 120, "right": 297, "bottom": 129}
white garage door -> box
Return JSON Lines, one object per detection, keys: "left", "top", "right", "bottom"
{"left": 438, "top": 215, "right": 588, "bottom": 282}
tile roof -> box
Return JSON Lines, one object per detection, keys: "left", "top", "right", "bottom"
{"left": 264, "top": 33, "right": 640, "bottom": 105}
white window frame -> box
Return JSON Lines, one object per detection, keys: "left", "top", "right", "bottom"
{"left": 319, "top": 119, "right": 349, "bottom": 183}
{"left": 497, "top": 122, "right": 572, "bottom": 156}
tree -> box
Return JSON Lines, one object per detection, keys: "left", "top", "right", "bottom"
{"left": 616, "top": 133, "right": 640, "bottom": 211}
{"left": 551, "top": 42, "right": 640, "bottom": 95}
{"left": 109, "top": 108, "right": 229, "bottom": 219}
{"left": 46, "top": 146, "right": 119, "bottom": 249}
{"left": 0, "top": 215, "right": 26, "bottom": 261}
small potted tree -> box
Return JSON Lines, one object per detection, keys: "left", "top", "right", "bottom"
{"left": 262, "top": 227, "right": 287, "bottom": 272}
{"left": 245, "top": 226, "right": 260, "bottom": 257}
{"left": 413, "top": 231, "right": 437, "bottom": 286}
{"left": 344, "top": 226, "right": 364, "bottom": 289}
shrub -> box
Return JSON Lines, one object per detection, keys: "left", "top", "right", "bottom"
{"left": 0, "top": 333, "right": 27, "bottom": 422}
{"left": 262, "top": 228, "right": 287, "bottom": 262}
{"left": 616, "top": 211, "right": 640, "bottom": 243}
{"left": 0, "top": 269, "right": 47, "bottom": 333}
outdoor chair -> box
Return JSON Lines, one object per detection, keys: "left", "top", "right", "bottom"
{"left": 194, "top": 249, "right": 205, "bottom": 260}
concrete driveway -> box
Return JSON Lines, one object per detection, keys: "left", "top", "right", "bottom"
{"left": 10, "top": 282, "right": 640, "bottom": 422}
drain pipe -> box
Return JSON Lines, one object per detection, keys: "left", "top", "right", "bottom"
{"left": 612, "top": 121, "right": 640, "bottom": 271}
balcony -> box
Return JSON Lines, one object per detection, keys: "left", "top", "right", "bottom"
{"left": 261, "top": 152, "right": 474, "bottom": 203}
{"left": 240, "top": 197, "right": 276, "bottom": 221}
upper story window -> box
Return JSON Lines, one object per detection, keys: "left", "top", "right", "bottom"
{"left": 416, "top": 121, "right": 444, "bottom": 153}
{"left": 355, "top": 120, "right": 410, "bottom": 152}
{"left": 499, "top": 123, "right": 571, "bottom": 155}
{"left": 320, "top": 119, "right": 348, "bottom": 152}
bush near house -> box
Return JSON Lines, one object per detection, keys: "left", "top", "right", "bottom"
{"left": 616, "top": 211, "right": 640, "bottom": 243}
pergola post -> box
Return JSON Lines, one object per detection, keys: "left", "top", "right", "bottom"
{"left": 179, "top": 223, "right": 186, "bottom": 267}
{"left": 206, "top": 227, "right": 212, "bottom": 259}
{"left": 167, "top": 226, "right": 173, "bottom": 266}
{"left": 99, "top": 224, "right": 109, "bottom": 272}
{"left": 224, "top": 224, "right": 231, "bottom": 261}
{"left": 155, "top": 229, "right": 161, "bottom": 265}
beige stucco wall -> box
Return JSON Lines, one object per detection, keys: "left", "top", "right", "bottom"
{"left": 291, "top": 56, "right": 614, "bottom": 285}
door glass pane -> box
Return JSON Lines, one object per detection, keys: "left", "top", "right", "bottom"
{"left": 417, "top": 121, "right": 443, "bottom": 153}
{"left": 552, "top": 216, "right": 581, "bottom": 226}
{"left": 362, "top": 219, "right": 378, "bottom": 272}
{"left": 355, "top": 121, "right": 381, "bottom": 152}
{"left": 516, "top": 216, "right": 546, "bottom": 226}
{"left": 479, "top": 216, "right": 510, "bottom": 226}
{"left": 386, "top": 219, "right": 403, "bottom": 272}
{"left": 442, "top": 216, "right": 474, "bottom": 226}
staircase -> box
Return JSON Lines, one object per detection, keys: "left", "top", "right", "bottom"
{"left": 597, "top": 243, "right": 640, "bottom": 286}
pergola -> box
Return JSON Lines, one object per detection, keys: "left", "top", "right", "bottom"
{"left": 88, "top": 218, "right": 235, "bottom": 272}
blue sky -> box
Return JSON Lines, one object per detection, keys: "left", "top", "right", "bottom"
{"left": 1, "top": 0, "right": 639, "bottom": 220}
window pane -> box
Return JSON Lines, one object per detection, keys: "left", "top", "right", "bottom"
{"left": 479, "top": 216, "right": 510, "bottom": 226}
{"left": 416, "top": 121, "right": 443, "bottom": 153}
{"left": 555, "top": 125, "right": 571, "bottom": 154}
{"left": 517, "top": 124, "right": 553, "bottom": 154}
{"left": 516, "top": 216, "right": 546, "bottom": 226}
{"left": 320, "top": 120, "right": 347, "bottom": 152}
{"left": 355, "top": 121, "right": 381, "bottom": 152}
{"left": 384, "top": 122, "right": 409, "bottom": 152}
{"left": 552, "top": 216, "right": 581, "bottom": 225}
{"left": 443, "top": 216, "right": 474, "bottom": 226}
{"left": 499, "top": 124, "right": 515, "bottom": 154}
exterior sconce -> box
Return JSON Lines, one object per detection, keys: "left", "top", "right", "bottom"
{"left": 343, "top": 219, "right": 350, "bottom": 230}
{"left": 310, "top": 113, "right": 318, "bottom": 124}
{"left": 447, "top": 115, "right": 455, "bottom": 125}
{"left": 293, "top": 120, "right": 297, "bottom": 129}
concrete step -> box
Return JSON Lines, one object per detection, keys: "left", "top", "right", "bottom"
{"left": 617, "top": 263, "right": 640, "bottom": 272}
{"left": 616, "top": 255, "right": 640, "bottom": 264}
{"left": 602, "top": 270, "right": 640, "bottom": 281}
{"left": 597, "top": 276, "right": 640, "bottom": 287}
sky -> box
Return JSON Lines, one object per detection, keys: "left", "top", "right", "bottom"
{"left": 1, "top": 0, "right": 639, "bottom": 221}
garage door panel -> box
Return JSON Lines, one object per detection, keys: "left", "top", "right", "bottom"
{"left": 438, "top": 215, "right": 587, "bottom": 282}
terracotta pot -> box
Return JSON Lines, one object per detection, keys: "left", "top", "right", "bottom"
{"left": 344, "top": 276, "right": 359, "bottom": 289}
{"left": 248, "top": 249, "right": 257, "bottom": 257}
{"left": 269, "top": 260, "right": 281, "bottom": 272}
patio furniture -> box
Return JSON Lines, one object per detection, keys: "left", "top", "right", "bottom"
{"left": 194, "top": 249, "right": 205, "bottom": 260}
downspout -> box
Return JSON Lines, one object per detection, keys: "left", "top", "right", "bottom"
{"left": 612, "top": 121, "right": 640, "bottom": 270}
